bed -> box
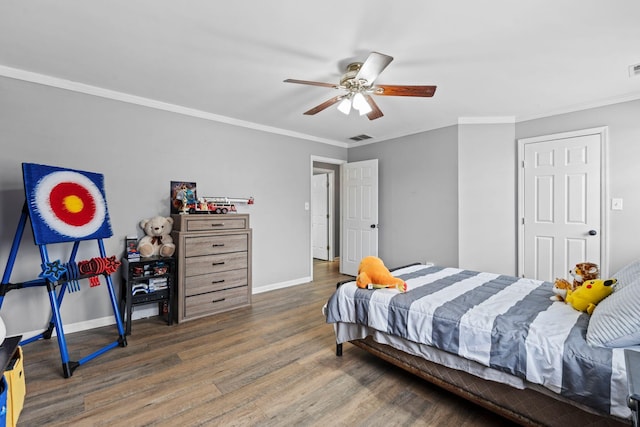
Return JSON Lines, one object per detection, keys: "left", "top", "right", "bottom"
{"left": 325, "top": 262, "right": 640, "bottom": 426}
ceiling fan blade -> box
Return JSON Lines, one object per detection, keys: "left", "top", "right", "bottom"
{"left": 364, "top": 95, "right": 384, "bottom": 120}
{"left": 303, "top": 95, "right": 345, "bottom": 115}
{"left": 283, "top": 79, "right": 339, "bottom": 89}
{"left": 373, "top": 85, "right": 437, "bottom": 97}
{"left": 355, "top": 52, "right": 394, "bottom": 86}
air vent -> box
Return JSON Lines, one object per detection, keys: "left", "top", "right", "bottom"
{"left": 629, "top": 63, "right": 640, "bottom": 77}
{"left": 349, "top": 134, "right": 373, "bottom": 142}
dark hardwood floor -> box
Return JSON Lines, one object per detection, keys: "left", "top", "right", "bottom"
{"left": 17, "top": 260, "right": 516, "bottom": 426}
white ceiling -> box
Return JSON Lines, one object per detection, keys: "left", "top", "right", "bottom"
{"left": 1, "top": 1, "right": 640, "bottom": 147}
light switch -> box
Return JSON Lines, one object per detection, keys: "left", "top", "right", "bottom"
{"left": 612, "top": 198, "right": 623, "bottom": 211}
{"left": 304, "top": 202, "right": 309, "bottom": 211}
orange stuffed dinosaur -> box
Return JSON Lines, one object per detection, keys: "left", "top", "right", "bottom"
{"left": 356, "top": 256, "right": 407, "bottom": 292}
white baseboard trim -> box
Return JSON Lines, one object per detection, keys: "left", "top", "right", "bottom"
{"left": 21, "top": 314, "right": 118, "bottom": 341}
{"left": 18, "top": 280, "right": 312, "bottom": 338}
{"left": 20, "top": 305, "right": 160, "bottom": 340}
{"left": 252, "top": 276, "right": 312, "bottom": 294}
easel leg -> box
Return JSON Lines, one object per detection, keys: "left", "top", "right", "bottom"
{"left": 39, "top": 245, "right": 78, "bottom": 378}
{"left": 97, "top": 239, "right": 127, "bottom": 346}
{"left": 45, "top": 280, "right": 78, "bottom": 378}
{"left": 0, "top": 203, "right": 29, "bottom": 309}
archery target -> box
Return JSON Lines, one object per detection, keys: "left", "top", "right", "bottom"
{"left": 23, "top": 163, "right": 113, "bottom": 244}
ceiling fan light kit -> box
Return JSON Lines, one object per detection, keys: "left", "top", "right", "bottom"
{"left": 337, "top": 96, "right": 352, "bottom": 115}
{"left": 284, "top": 51, "right": 437, "bottom": 120}
{"left": 352, "top": 93, "right": 372, "bottom": 115}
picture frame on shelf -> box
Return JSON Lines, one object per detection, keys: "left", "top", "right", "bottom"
{"left": 170, "top": 181, "right": 197, "bottom": 214}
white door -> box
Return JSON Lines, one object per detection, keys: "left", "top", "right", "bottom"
{"left": 311, "top": 173, "right": 329, "bottom": 260}
{"left": 520, "top": 130, "right": 604, "bottom": 281}
{"left": 341, "top": 159, "right": 379, "bottom": 276}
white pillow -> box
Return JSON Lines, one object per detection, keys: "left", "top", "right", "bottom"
{"left": 587, "top": 279, "right": 640, "bottom": 347}
{"left": 0, "top": 315, "right": 5, "bottom": 344}
{"left": 612, "top": 259, "right": 640, "bottom": 290}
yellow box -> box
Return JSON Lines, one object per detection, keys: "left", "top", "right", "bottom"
{"left": 3, "top": 346, "right": 24, "bottom": 427}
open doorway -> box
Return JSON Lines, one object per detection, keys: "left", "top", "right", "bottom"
{"left": 310, "top": 156, "right": 345, "bottom": 281}
{"left": 312, "top": 169, "right": 333, "bottom": 261}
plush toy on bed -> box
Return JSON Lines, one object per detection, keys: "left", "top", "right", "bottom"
{"left": 137, "top": 216, "right": 176, "bottom": 258}
{"left": 564, "top": 278, "right": 616, "bottom": 314}
{"left": 551, "top": 262, "right": 600, "bottom": 301}
{"left": 356, "top": 256, "right": 407, "bottom": 292}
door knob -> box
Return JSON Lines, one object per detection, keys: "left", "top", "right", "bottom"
{"left": 588, "top": 230, "right": 597, "bottom": 236}
{"left": 370, "top": 224, "right": 377, "bottom": 229}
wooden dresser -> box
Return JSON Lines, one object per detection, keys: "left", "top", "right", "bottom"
{"left": 171, "top": 214, "right": 252, "bottom": 323}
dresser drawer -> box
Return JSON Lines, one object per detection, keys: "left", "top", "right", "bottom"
{"left": 184, "top": 268, "right": 248, "bottom": 297}
{"left": 185, "top": 234, "right": 247, "bottom": 257}
{"left": 184, "top": 286, "right": 249, "bottom": 319}
{"left": 184, "top": 252, "right": 247, "bottom": 277}
{"left": 180, "top": 217, "right": 247, "bottom": 232}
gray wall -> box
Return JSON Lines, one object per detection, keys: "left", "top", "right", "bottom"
{"left": 0, "top": 76, "right": 346, "bottom": 336}
{"left": 458, "top": 123, "right": 516, "bottom": 274}
{"left": 348, "top": 126, "right": 459, "bottom": 269}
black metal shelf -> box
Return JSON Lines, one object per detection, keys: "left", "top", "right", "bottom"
{"left": 121, "top": 256, "right": 175, "bottom": 335}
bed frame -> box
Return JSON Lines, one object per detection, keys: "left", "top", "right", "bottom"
{"left": 333, "top": 270, "right": 631, "bottom": 427}
{"left": 337, "top": 338, "right": 628, "bottom": 426}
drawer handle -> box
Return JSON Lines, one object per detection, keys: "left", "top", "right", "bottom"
{"left": 212, "top": 261, "right": 226, "bottom": 266}
{"left": 212, "top": 279, "right": 225, "bottom": 284}
{"left": 212, "top": 298, "right": 226, "bottom": 304}
{"left": 212, "top": 243, "right": 225, "bottom": 247}
{"left": 211, "top": 223, "right": 225, "bottom": 227}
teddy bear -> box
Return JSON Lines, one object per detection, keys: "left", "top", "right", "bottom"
{"left": 551, "top": 262, "right": 599, "bottom": 301}
{"left": 137, "top": 216, "right": 176, "bottom": 257}
{"left": 564, "top": 278, "right": 616, "bottom": 314}
{"left": 356, "top": 256, "right": 407, "bottom": 292}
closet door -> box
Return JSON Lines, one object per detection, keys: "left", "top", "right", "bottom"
{"left": 519, "top": 129, "right": 604, "bottom": 281}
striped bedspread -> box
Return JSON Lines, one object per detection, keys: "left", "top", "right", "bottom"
{"left": 325, "top": 264, "right": 630, "bottom": 417}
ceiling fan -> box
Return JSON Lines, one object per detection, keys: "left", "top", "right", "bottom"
{"left": 284, "top": 51, "right": 437, "bottom": 120}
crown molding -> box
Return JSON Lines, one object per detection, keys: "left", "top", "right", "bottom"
{"left": 0, "top": 65, "right": 348, "bottom": 148}
{"left": 458, "top": 116, "right": 516, "bottom": 125}
{"left": 516, "top": 93, "right": 640, "bottom": 123}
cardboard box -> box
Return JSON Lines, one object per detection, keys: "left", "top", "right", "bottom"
{"left": 3, "top": 346, "right": 24, "bottom": 427}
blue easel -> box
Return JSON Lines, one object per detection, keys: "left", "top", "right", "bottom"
{"left": 0, "top": 163, "right": 127, "bottom": 378}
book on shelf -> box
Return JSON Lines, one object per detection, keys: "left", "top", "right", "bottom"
{"left": 126, "top": 235, "right": 140, "bottom": 260}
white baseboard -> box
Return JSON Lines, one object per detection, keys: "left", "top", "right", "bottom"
{"left": 18, "top": 279, "right": 312, "bottom": 338}
{"left": 252, "top": 276, "right": 312, "bottom": 294}
{"left": 20, "top": 305, "right": 159, "bottom": 340}
{"left": 21, "top": 314, "right": 118, "bottom": 341}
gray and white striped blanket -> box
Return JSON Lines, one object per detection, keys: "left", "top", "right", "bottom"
{"left": 325, "top": 264, "right": 630, "bottom": 417}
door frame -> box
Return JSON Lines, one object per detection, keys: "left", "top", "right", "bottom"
{"left": 517, "top": 126, "right": 610, "bottom": 277}
{"left": 312, "top": 168, "right": 335, "bottom": 261}
{"left": 310, "top": 156, "right": 346, "bottom": 281}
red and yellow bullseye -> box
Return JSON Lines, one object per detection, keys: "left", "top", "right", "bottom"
{"left": 48, "top": 182, "right": 97, "bottom": 227}
{"left": 34, "top": 171, "right": 107, "bottom": 239}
